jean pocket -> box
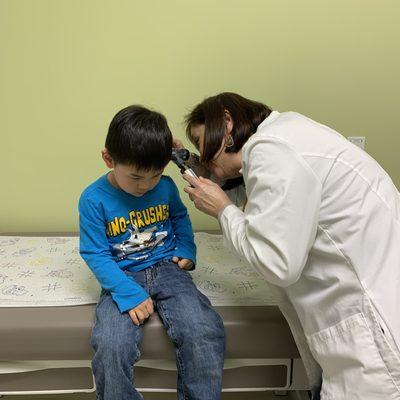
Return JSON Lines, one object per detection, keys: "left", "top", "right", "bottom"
{"left": 177, "top": 265, "right": 194, "bottom": 279}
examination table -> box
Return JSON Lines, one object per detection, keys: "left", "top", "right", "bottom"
{"left": 0, "top": 233, "right": 310, "bottom": 396}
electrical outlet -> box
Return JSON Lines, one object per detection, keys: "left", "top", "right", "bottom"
{"left": 348, "top": 136, "right": 366, "bottom": 150}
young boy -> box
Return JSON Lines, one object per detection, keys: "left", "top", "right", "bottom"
{"left": 78, "top": 106, "right": 225, "bottom": 400}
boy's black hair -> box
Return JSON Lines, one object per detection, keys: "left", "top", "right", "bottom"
{"left": 105, "top": 105, "right": 172, "bottom": 171}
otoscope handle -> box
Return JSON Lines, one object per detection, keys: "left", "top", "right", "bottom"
{"left": 182, "top": 167, "right": 198, "bottom": 179}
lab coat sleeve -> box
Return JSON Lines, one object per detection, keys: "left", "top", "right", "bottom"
{"left": 218, "top": 138, "right": 322, "bottom": 287}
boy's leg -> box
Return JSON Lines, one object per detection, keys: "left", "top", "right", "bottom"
{"left": 151, "top": 261, "right": 225, "bottom": 400}
{"left": 91, "top": 285, "right": 145, "bottom": 400}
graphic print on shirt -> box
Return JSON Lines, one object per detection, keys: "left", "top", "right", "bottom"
{"left": 105, "top": 204, "right": 170, "bottom": 261}
{"left": 112, "top": 225, "right": 168, "bottom": 261}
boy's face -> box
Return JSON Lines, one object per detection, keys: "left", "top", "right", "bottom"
{"left": 112, "top": 164, "right": 164, "bottom": 197}
{"left": 102, "top": 149, "right": 164, "bottom": 197}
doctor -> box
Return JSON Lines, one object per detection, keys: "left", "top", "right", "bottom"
{"left": 178, "top": 92, "right": 400, "bottom": 399}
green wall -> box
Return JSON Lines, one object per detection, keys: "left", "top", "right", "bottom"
{"left": 1, "top": 0, "right": 399, "bottom": 233}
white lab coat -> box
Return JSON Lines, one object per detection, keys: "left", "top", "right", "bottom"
{"left": 219, "top": 111, "right": 400, "bottom": 399}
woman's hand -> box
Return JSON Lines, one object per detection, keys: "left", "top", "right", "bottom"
{"left": 183, "top": 175, "right": 232, "bottom": 218}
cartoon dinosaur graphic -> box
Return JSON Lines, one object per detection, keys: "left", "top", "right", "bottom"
{"left": 112, "top": 225, "right": 168, "bottom": 261}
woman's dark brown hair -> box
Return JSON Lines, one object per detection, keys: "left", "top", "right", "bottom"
{"left": 185, "top": 92, "right": 272, "bottom": 163}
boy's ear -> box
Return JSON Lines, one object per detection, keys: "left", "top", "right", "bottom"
{"left": 101, "top": 149, "right": 114, "bottom": 168}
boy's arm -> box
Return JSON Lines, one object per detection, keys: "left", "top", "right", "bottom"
{"left": 168, "top": 178, "right": 196, "bottom": 267}
{"left": 78, "top": 196, "right": 150, "bottom": 313}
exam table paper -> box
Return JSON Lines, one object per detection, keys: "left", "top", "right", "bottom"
{"left": 0, "top": 233, "right": 283, "bottom": 307}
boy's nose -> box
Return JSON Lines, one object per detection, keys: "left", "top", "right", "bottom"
{"left": 138, "top": 185, "right": 151, "bottom": 192}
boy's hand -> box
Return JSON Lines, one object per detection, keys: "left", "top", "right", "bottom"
{"left": 172, "top": 256, "right": 194, "bottom": 270}
{"left": 128, "top": 298, "right": 154, "bottom": 326}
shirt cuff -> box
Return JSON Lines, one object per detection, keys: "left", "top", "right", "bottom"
{"left": 218, "top": 204, "right": 245, "bottom": 254}
{"left": 217, "top": 203, "right": 241, "bottom": 223}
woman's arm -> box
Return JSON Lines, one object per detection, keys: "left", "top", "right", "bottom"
{"left": 218, "top": 137, "right": 322, "bottom": 287}
{"left": 184, "top": 137, "right": 322, "bottom": 286}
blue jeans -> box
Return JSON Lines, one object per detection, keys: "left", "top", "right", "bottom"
{"left": 91, "top": 260, "right": 225, "bottom": 400}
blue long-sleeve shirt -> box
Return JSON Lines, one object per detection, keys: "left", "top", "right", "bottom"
{"left": 78, "top": 174, "right": 196, "bottom": 313}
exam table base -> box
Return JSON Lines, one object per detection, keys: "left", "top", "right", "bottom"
{"left": 0, "top": 358, "right": 309, "bottom": 395}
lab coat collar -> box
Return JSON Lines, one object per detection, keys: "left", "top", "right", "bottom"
{"left": 239, "top": 110, "right": 280, "bottom": 175}
{"left": 256, "top": 110, "right": 281, "bottom": 132}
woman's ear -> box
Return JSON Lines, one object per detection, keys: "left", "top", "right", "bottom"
{"left": 101, "top": 149, "right": 114, "bottom": 168}
{"left": 224, "top": 110, "right": 234, "bottom": 135}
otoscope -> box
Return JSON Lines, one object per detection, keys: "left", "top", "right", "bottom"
{"left": 171, "top": 148, "right": 199, "bottom": 179}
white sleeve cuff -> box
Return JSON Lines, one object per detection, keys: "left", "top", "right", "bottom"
{"left": 217, "top": 204, "right": 240, "bottom": 223}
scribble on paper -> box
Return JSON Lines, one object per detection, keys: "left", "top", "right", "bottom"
{"left": 0, "top": 233, "right": 278, "bottom": 307}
